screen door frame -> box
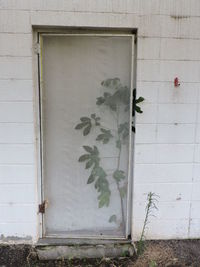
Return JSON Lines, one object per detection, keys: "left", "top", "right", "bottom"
{"left": 35, "top": 30, "right": 136, "bottom": 240}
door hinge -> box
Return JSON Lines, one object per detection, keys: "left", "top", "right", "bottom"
{"left": 34, "top": 43, "right": 40, "bottom": 54}
{"left": 39, "top": 200, "right": 47, "bottom": 213}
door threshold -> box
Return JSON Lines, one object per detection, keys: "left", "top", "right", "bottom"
{"left": 37, "top": 237, "right": 131, "bottom": 246}
{"left": 36, "top": 238, "right": 134, "bottom": 259}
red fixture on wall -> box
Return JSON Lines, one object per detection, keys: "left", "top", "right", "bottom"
{"left": 174, "top": 77, "right": 180, "bottom": 87}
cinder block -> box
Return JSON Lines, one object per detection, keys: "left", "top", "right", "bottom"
{"left": 134, "top": 163, "right": 193, "bottom": 183}
{"left": 0, "top": 0, "right": 31, "bottom": 10}
{"left": 0, "top": 205, "right": 37, "bottom": 223}
{"left": 157, "top": 104, "right": 197, "bottom": 123}
{"left": 135, "top": 144, "right": 194, "bottom": 164}
{"left": 192, "top": 183, "right": 200, "bottom": 201}
{"left": 0, "top": 123, "right": 34, "bottom": 143}
{"left": 134, "top": 183, "right": 192, "bottom": 202}
{"left": 197, "top": 107, "right": 200, "bottom": 123}
{"left": 138, "top": 0, "right": 160, "bottom": 15}
{"left": 136, "top": 103, "right": 157, "bottom": 123}
{"left": 132, "top": 218, "right": 189, "bottom": 240}
{"left": 137, "top": 59, "right": 160, "bottom": 82}
{"left": 0, "top": 102, "right": 33, "bottom": 123}
{"left": 157, "top": 124, "right": 195, "bottom": 144}
{"left": 160, "top": 38, "right": 200, "bottom": 61}
{"left": 137, "top": 81, "right": 158, "bottom": 103}
{"left": 138, "top": 38, "right": 200, "bottom": 61}
{"left": 191, "top": 201, "right": 200, "bottom": 219}
{"left": 189, "top": 219, "right": 200, "bottom": 238}
{"left": 0, "top": 10, "right": 30, "bottom": 33}
{"left": 135, "top": 144, "right": 156, "bottom": 163}
{"left": 138, "top": 59, "right": 200, "bottom": 83}
{"left": 194, "top": 164, "right": 200, "bottom": 182}
{"left": 135, "top": 124, "right": 157, "bottom": 144}
{"left": 156, "top": 144, "right": 194, "bottom": 163}
{"left": 0, "top": 164, "right": 35, "bottom": 184}
{"left": 138, "top": 14, "right": 162, "bottom": 37}
{"left": 137, "top": 37, "right": 161, "bottom": 60}
{"left": 160, "top": 16, "right": 200, "bottom": 39}
{"left": 0, "top": 144, "right": 34, "bottom": 164}
{"left": 0, "top": 80, "right": 33, "bottom": 101}
{"left": 133, "top": 201, "right": 190, "bottom": 220}
{"left": 0, "top": 184, "right": 36, "bottom": 203}
{"left": 112, "top": 0, "right": 139, "bottom": 13}
{"left": 196, "top": 124, "right": 200, "bottom": 143}
{"left": 0, "top": 57, "right": 32, "bottom": 79}
{"left": 0, "top": 33, "right": 32, "bottom": 56}
{"left": 158, "top": 83, "right": 199, "bottom": 104}
{"left": 160, "top": 0, "right": 200, "bottom": 16}
{"left": 194, "top": 144, "right": 200, "bottom": 163}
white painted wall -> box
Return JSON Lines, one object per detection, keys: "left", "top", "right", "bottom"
{"left": 0, "top": 0, "right": 199, "bottom": 242}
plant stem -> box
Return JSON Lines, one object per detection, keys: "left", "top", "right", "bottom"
{"left": 115, "top": 108, "right": 126, "bottom": 235}
{"left": 137, "top": 192, "right": 156, "bottom": 255}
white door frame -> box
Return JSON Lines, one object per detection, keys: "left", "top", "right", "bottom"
{"left": 33, "top": 30, "right": 136, "bottom": 241}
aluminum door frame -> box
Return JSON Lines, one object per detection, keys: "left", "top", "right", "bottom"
{"left": 36, "top": 31, "right": 136, "bottom": 240}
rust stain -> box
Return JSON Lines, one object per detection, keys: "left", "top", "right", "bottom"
{"left": 171, "top": 15, "right": 189, "bottom": 19}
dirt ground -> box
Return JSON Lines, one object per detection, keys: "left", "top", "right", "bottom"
{"left": 0, "top": 240, "right": 200, "bottom": 267}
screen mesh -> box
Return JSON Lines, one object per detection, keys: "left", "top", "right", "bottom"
{"left": 42, "top": 35, "right": 132, "bottom": 238}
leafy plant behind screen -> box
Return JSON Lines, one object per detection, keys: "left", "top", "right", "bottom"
{"left": 75, "top": 78, "right": 144, "bottom": 228}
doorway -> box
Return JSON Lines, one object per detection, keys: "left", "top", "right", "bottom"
{"left": 38, "top": 32, "right": 135, "bottom": 240}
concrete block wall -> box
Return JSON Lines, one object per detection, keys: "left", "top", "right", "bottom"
{"left": 0, "top": 0, "right": 199, "bottom": 242}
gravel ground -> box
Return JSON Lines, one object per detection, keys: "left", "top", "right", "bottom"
{"left": 0, "top": 240, "right": 200, "bottom": 267}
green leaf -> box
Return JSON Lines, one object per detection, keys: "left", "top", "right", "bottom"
{"left": 93, "top": 146, "right": 99, "bottom": 155}
{"left": 136, "top": 96, "right": 145, "bottom": 104}
{"left": 78, "top": 154, "right": 90, "bottom": 162}
{"left": 85, "top": 160, "right": 93, "bottom": 169}
{"left": 87, "top": 174, "right": 95, "bottom": 184}
{"left": 83, "top": 125, "right": 91, "bottom": 135}
{"left": 96, "top": 96, "right": 105, "bottom": 105}
{"left": 96, "top": 128, "right": 113, "bottom": 144}
{"left": 98, "top": 191, "right": 110, "bottom": 208}
{"left": 101, "top": 78, "right": 120, "bottom": 89}
{"left": 95, "top": 166, "right": 106, "bottom": 178}
{"left": 113, "top": 170, "right": 125, "bottom": 182}
{"left": 104, "top": 92, "right": 111, "bottom": 98}
{"left": 113, "top": 77, "right": 120, "bottom": 86}
{"left": 80, "top": 117, "right": 90, "bottom": 122}
{"left": 109, "top": 214, "right": 117, "bottom": 223}
{"left": 91, "top": 113, "right": 96, "bottom": 119}
{"left": 96, "top": 134, "right": 104, "bottom": 141}
{"left": 75, "top": 122, "right": 86, "bottom": 129}
{"left": 120, "top": 86, "right": 130, "bottom": 105}
{"left": 135, "top": 105, "right": 143, "bottom": 114}
{"left": 83, "top": 146, "right": 93, "bottom": 153}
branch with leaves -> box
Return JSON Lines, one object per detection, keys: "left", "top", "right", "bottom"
{"left": 75, "top": 77, "right": 144, "bottom": 229}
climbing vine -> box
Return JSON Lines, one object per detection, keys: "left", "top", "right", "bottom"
{"left": 75, "top": 78, "right": 144, "bottom": 230}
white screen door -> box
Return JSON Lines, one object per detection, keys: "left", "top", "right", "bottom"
{"left": 40, "top": 33, "right": 134, "bottom": 239}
